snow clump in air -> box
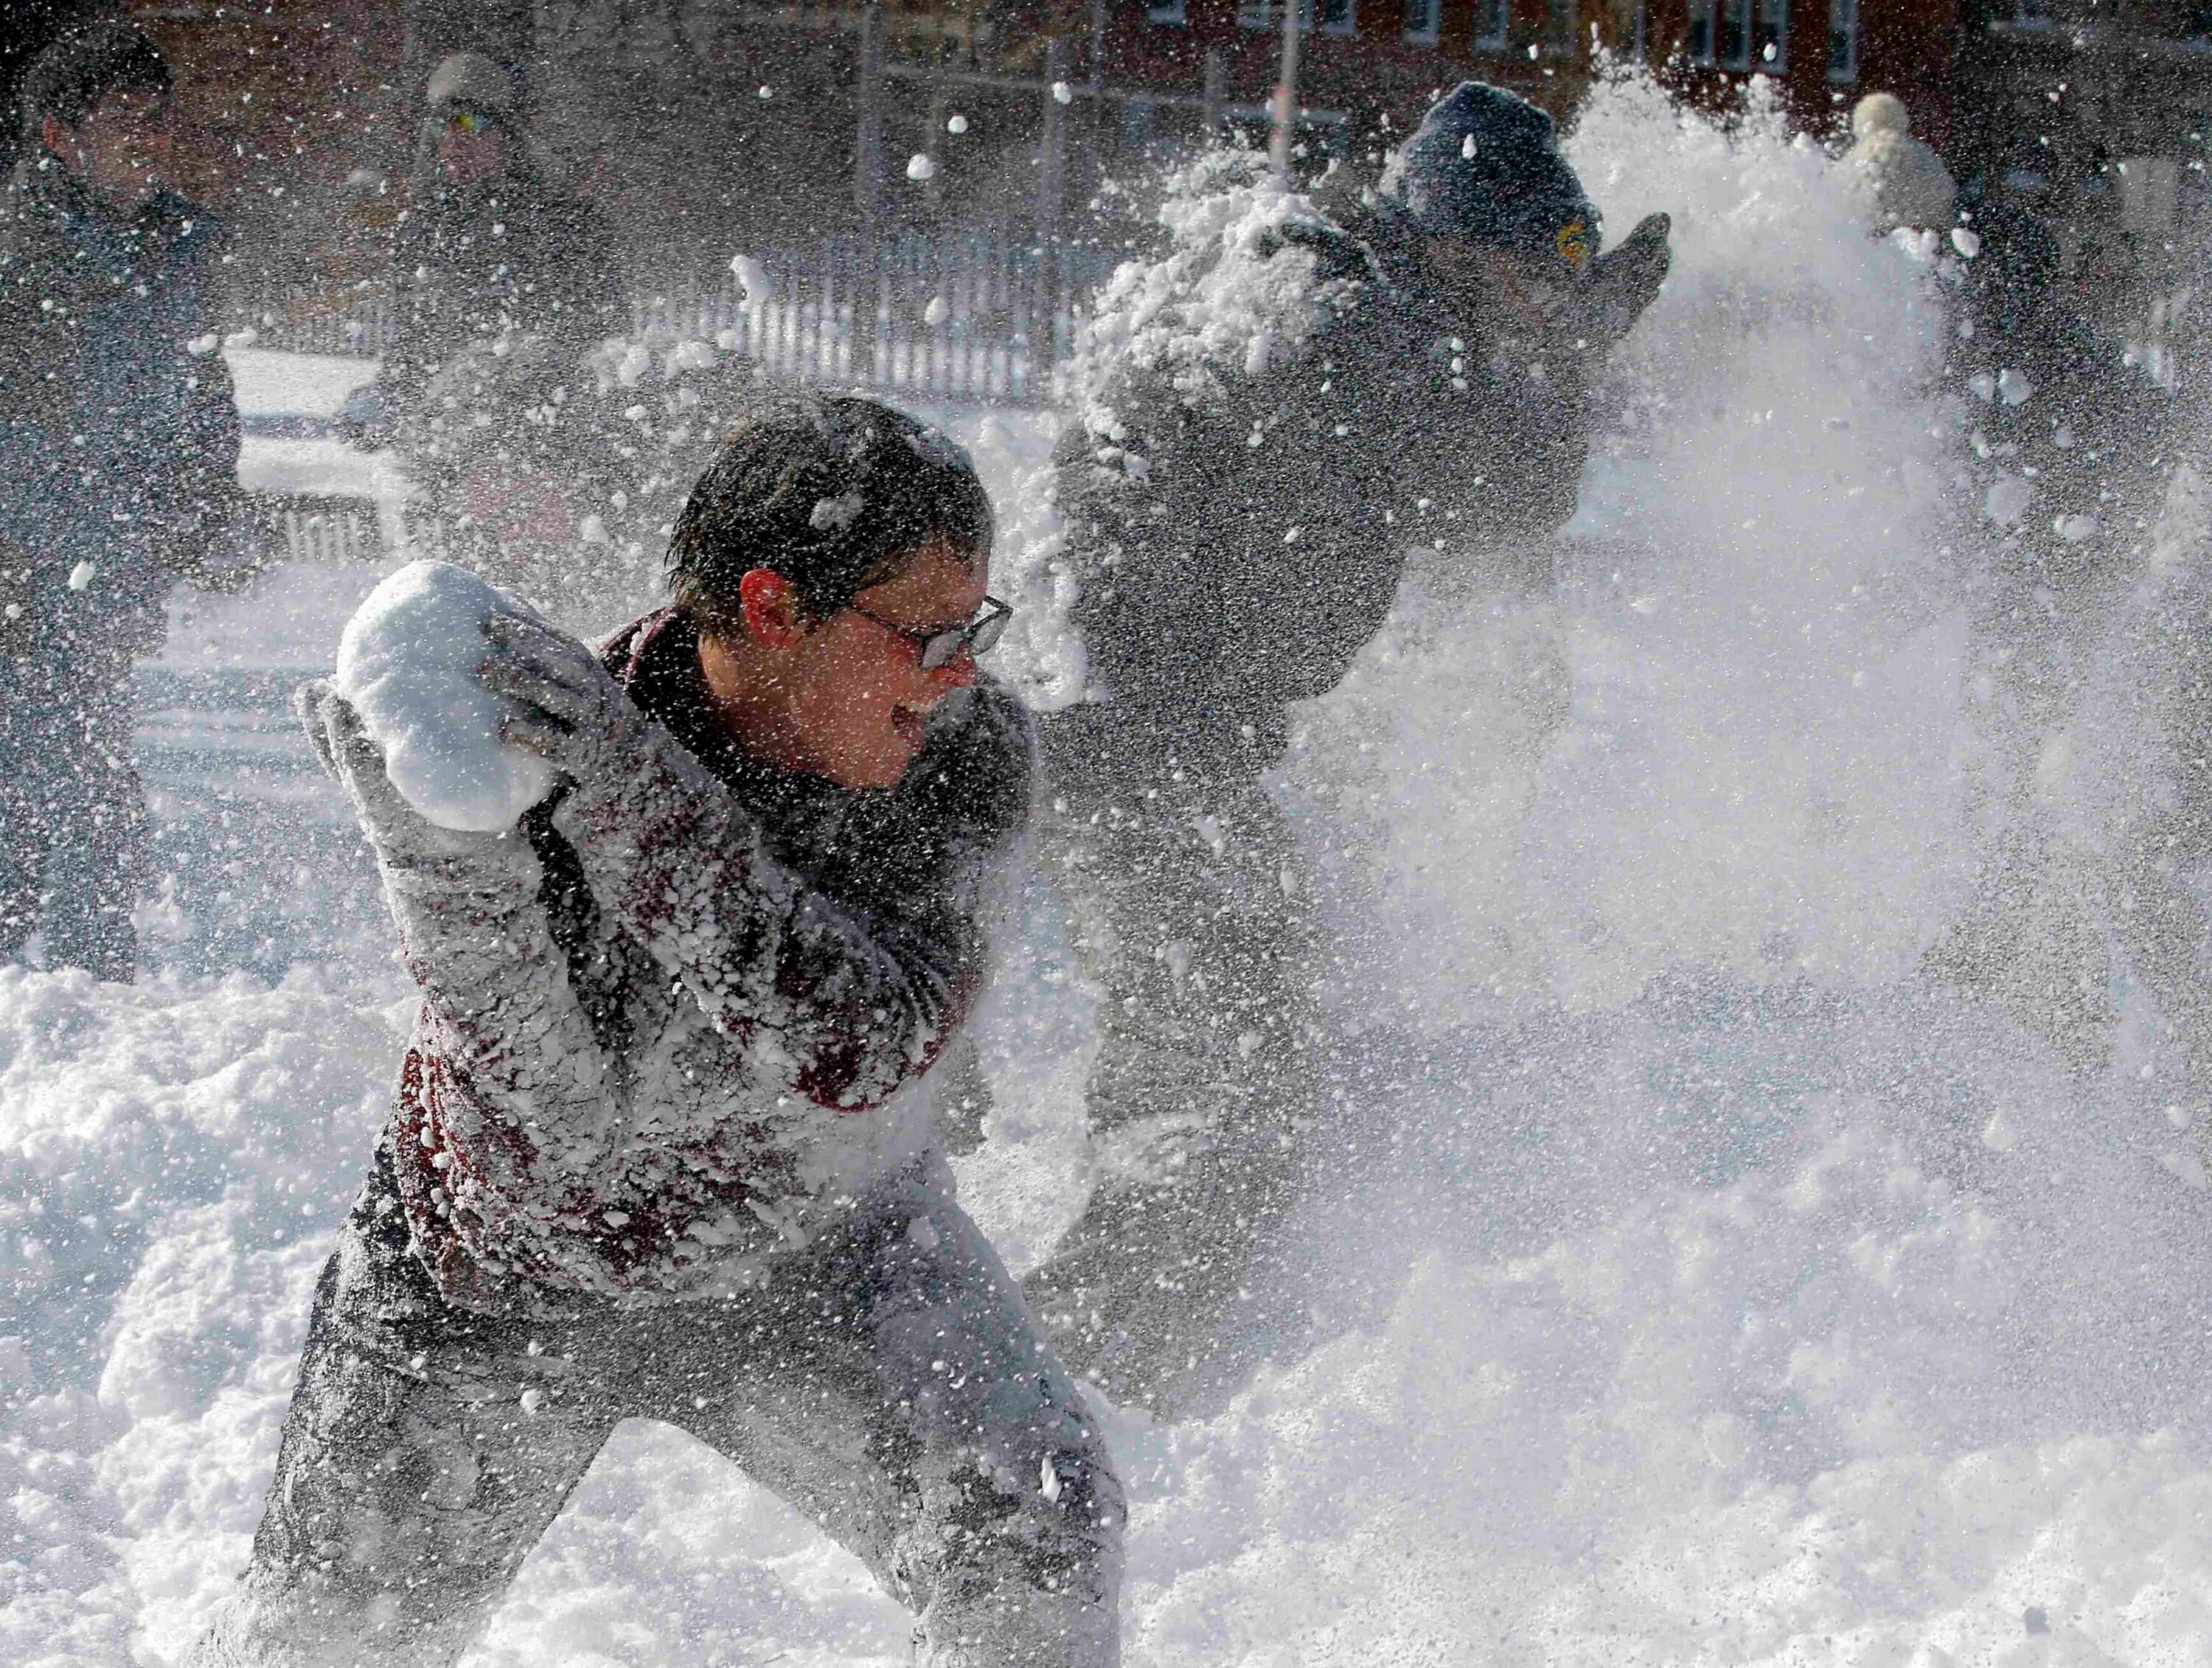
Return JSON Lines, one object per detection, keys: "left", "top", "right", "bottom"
{"left": 1072, "top": 149, "right": 1360, "bottom": 431}
{"left": 333, "top": 560, "right": 558, "bottom": 833}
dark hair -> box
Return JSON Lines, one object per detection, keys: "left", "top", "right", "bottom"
{"left": 20, "top": 22, "right": 171, "bottom": 141}
{"left": 669, "top": 394, "right": 994, "bottom": 630}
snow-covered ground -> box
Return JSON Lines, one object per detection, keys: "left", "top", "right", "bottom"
{"left": 9, "top": 73, "right": 2212, "bottom": 1667}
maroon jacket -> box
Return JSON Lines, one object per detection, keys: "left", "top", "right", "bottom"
{"left": 378, "top": 608, "right": 1033, "bottom": 1307}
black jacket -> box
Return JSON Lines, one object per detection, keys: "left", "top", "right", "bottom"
{"left": 0, "top": 159, "right": 247, "bottom": 658}
{"left": 381, "top": 164, "right": 621, "bottom": 411}
{"left": 1050, "top": 176, "right": 1609, "bottom": 785}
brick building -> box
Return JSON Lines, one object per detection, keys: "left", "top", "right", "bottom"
{"left": 3, "top": 1, "right": 2197, "bottom": 343}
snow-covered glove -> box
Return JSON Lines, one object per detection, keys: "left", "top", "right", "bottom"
{"left": 295, "top": 677, "right": 538, "bottom": 880}
{"left": 1582, "top": 212, "right": 1672, "bottom": 347}
{"left": 476, "top": 610, "right": 658, "bottom": 792}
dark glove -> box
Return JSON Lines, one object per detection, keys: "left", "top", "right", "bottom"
{"left": 339, "top": 383, "right": 396, "bottom": 450}
{"left": 1583, "top": 212, "right": 1672, "bottom": 347}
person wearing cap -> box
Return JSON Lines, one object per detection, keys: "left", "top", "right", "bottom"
{"left": 0, "top": 21, "right": 261, "bottom": 980}
{"left": 349, "top": 50, "right": 618, "bottom": 444}
{"left": 1026, "top": 81, "right": 1671, "bottom": 1416}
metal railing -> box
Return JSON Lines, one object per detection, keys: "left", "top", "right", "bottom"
{"left": 250, "top": 231, "right": 1116, "bottom": 409}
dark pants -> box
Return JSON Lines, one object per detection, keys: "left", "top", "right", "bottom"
{"left": 194, "top": 1143, "right": 1124, "bottom": 1667}
{"left": 0, "top": 647, "right": 147, "bottom": 981}
{"left": 1023, "top": 726, "right": 1322, "bottom": 1417}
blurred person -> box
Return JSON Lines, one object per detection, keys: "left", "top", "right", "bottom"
{"left": 1026, "top": 83, "right": 1670, "bottom": 1414}
{"left": 347, "top": 49, "right": 618, "bottom": 442}
{"left": 1922, "top": 168, "right": 2188, "bottom": 1083}
{"left": 191, "top": 395, "right": 1121, "bottom": 1667}
{"left": 389, "top": 329, "right": 768, "bottom": 615}
{"left": 0, "top": 21, "right": 260, "bottom": 980}
{"left": 1844, "top": 91, "right": 1957, "bottom": 236}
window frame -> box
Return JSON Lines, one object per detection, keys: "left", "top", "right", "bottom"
{"left": 1147, "top": 0, "right": 1189, "bottom": 22}
{"left": 1826, "top": 0, "right": 1857, "bottom": 80}
{"left": 1402, "top": 0, "right": 1442, "bottom": 44}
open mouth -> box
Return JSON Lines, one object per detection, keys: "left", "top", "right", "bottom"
{"left": 889, "top": 704, "right": 929, "bottom": 748}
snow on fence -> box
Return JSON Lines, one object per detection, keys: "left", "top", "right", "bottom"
{"left": 252, "top": 232, "right": 1115, "bottom": 409}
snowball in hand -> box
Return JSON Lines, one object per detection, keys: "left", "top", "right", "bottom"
{"left": 334, "top": 560, "right": 560, "bottom": 833}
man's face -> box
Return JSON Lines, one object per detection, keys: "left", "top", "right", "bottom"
{"left": 1420, "top": 230, "right": 1601, "bottom": 541}
{"left": 436, "top": 111, "right": 508, "bottom": 186}
{"left": 703, "top": 541, "right": 990, "bottom": 790}
{"left": 42, "top": 88, "right": 174, "bottom": 212}
{"left": 1420, "top": 232, "right": 1588, "bottom": 340}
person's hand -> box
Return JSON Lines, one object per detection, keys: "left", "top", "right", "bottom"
{"left": 476, "top": 611, "right": 648, "bottom": 790}
{"left": 294, "top": 677, "right": 524, "bottom": 869}
{"left": 1583, "top": 212, "right": 1672, "bottom": 347}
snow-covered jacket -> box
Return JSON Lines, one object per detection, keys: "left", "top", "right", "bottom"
{"left": 1052, "top": 156, "right": 1601, "bottom": 782}
{"left": 0, "top": 158, "right": 248, "bottom": 656}
{"left": 380, "top": 607, "right": 1033, "bottom": 1308}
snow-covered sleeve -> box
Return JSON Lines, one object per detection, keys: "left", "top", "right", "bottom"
{"left": 304, "top": 685, "right": 613, "bottom": 1202}
{"left": 548, "top": 685, "right": 1030, "bottom": 1113}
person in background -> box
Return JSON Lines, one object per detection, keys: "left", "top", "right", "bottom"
{"left": 347, "top": 49, "right": 619, "bottom": 442}
{"left": 1027, "top": 82, "right": 1671, "bottom": 1416}
{"left": 1844, "top": 91, "right": 1958, "bottom": 236}
{"left": 192, "top": 395, "right": 1122, "bottom": 1667}
{"left": 0, "top": 21, "right": 260, "bottom": 980}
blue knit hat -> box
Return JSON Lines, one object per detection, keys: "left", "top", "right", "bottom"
{"left": 1387, "top": 83, "right": 1598, "bottom": 260}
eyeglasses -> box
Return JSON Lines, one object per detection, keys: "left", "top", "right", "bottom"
{"left": 849, "top": 595, "right": 1012, "bottom": 670}
{"left": 444, "top": 109, "right": 494, "bottom": 136}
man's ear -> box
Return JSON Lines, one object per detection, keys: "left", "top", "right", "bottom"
{"left": 1585, "top": 212, "right": 1672, "bottom": 346}
{"left": 737, "top": 568, "right": 805, "bottom": 649}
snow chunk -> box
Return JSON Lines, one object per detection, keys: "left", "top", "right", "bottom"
{"left": 728, "top": 254, "right": 770, "bottom": 309}
{"left": 67, "top": 560, "right": 96, "bottom": 591}
{"left": 1051, "top": 80, "right": 1073, "bottom": 105}
{"left": 1997, "top": 367, "right": 2032, "bottom": 407}
{"left": 924, "top": 296, "right": 949, "bottom": 327}
{"left": 905, "top": 153, "right": 938, "bottom": 182}
{"left": 184, "top": 332, "right": 219, "bottom": 358}
{"left": 810, "top": 492, "right": 864, "bottom": 532}
{"left": 1984, "top": 476, "right": 2034, "bottom": 528}
{"left": 1950, "top": 226, "right": 1981, "bottom": 258}
{"left": 333, "top": 560, "right": 559, "bottom": 833}
{"left": 947, "top": 112, "right": 970, "bottom": 134}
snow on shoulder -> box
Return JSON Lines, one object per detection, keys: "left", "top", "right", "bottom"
{"left": 334, "top": 560, "right": 559, "bottom": 833}
{"left": 1074, "top": 149, "right": 1369, "bottom": 439}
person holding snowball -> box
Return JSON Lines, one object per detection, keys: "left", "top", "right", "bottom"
{"left": 195, "top": 395, "right": 1123, "bottom": 1667}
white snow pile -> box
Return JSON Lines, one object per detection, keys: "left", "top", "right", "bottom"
{"left": 333, "top": 560, "right": 557, "bottom": 833}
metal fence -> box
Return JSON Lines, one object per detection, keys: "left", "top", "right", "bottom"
{"left": 252, "top": 231, "right": 1116, "bottom": 409}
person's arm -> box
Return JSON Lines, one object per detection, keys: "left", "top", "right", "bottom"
{"left": 298, "top": 681, "right": 616, "bottom": 1192}
{"left": 479, "top": 615, "right": 1005, "bottom": 1112}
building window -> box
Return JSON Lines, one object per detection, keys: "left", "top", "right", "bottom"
{"left": 1826, "top": 0, "right": 1856, "bottom": 79}
{"left": 1148, "top": 0, "right": 1187, "bottom": 21}
{"left": 1546, "top": 0, "right": 1578, "bottom": 51}
{"left": 1690, "top": 0, "right": 1749, "bottom": 63}
{"left": 1475, "top": 0, "right": 1510, "bottom": 48}
{"left": 1403, "top": 0, "right": 1441, "bottom": 43}
{"left": 1756, "top": 0, "right": 1786, "bottom": 67}
{"left": 1238, "top": 0, "right": 1356, "bottom": 30}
